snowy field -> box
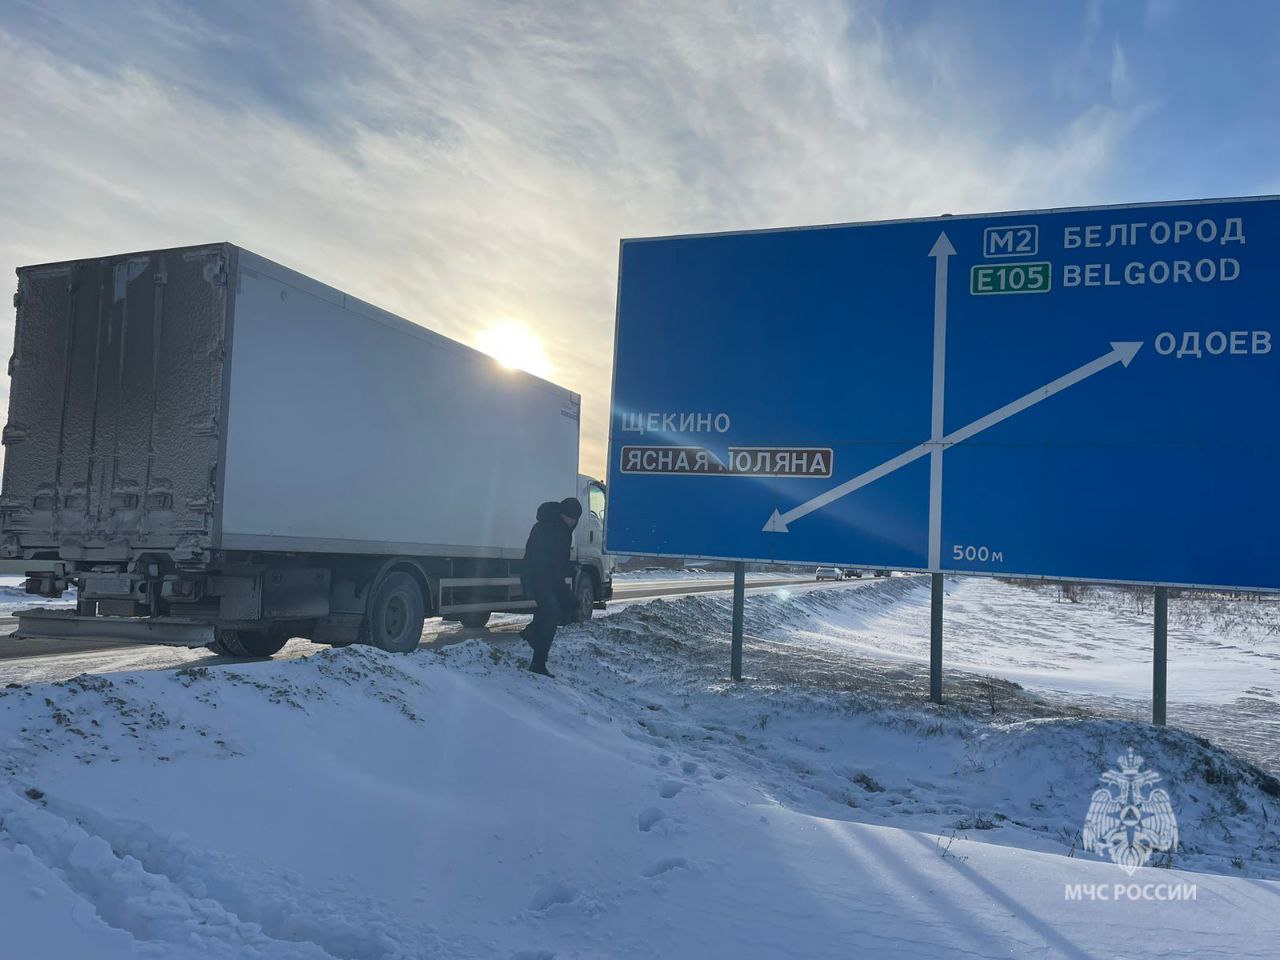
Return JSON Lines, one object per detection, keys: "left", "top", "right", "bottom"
{"left": 798, "top": 577, "right": 1280, "bottom": 776}
{"left": 1, "top": 578, "right": 1278, "bottom": 958}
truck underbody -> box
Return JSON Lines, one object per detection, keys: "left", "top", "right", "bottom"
{"left": 16, "top": 549, "right": 612, "bottom": 656}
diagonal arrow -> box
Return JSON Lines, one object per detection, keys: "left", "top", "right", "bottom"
{"left": 763, "top": 340, "right": 1143, "bottom": 533}
{"left": 927, "top": 231, "right": 955, "bottom": 569}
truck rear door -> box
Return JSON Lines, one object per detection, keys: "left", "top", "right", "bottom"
{"left": 1, "top": 245, "right": 231, "bottom": 563}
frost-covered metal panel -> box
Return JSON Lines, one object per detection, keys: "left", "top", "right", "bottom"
{"left": 2, "top": 246, "right": 229, "bottom": 560}
{"left": 218, "top": 251, "right": 579, "bottom": 557}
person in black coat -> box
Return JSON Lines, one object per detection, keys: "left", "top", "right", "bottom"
{"left": 519, "top": 496, "right": 582, "bottom": 676}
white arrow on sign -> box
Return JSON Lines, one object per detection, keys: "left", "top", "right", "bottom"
{"left": 927, "top": 231, "right": 956, "bottom": 569}
{"left": 762, "top": 340, "right": 1143, "bottom": 533}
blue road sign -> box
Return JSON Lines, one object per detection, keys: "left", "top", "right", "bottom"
{"left": 605, "top": 196, "right": 1280, "bottom": 591}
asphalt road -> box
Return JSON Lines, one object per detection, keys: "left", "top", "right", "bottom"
{"left": 613, "top": 575, "right": 818, "bottom": 599}
{"left": 0, "top": 575, "right": 826, "bottom": 663}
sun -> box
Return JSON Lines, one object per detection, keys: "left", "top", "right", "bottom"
{"left": 473, "top": 322, "right": 553, "bottom": 380}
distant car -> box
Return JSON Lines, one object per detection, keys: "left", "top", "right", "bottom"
{"left": 843, "top": 568, "right": 864, "bottom": 579}
{"left": 815, "top": 567, "right": 843, "bottom": 581}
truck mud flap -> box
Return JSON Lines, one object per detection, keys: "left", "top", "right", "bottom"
{"left": 12, "top": 608, "right": 215, "bottom": 647}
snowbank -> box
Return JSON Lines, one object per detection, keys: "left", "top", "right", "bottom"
{"left": 1, "top": 581, "right": 1278, "bottom": 958}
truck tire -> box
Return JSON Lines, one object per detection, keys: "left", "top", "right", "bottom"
{"left": 456, "top": 611, "right": 491, "bottom": 629}
{"left": 572, "top": 573, "right": 595, "bottom": 623}
{"left": 206, "top": 634, "right": 234, "bottom": 657}
{"left": 211, "top": 628, "right": 289, "bottom": 659}
{"left": 363, "top": 571, "right": 425, "bottom": 653}
{"left": 240, "top": 629, "right": 291, "bottom": 657}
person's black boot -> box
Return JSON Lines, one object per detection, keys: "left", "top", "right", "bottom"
{"left": 528, "top": 655, "right": 554, "bottom": 678}
{"left": 520, "top": 626, "right": 534, "bottom": 649}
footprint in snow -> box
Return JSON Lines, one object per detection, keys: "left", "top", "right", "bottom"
{"left": 681, "top": 761, "right": 698, "bottom": 775}
{"left": 638, "top": 807, "right": 666, "bottom": 832}
{"left": 527, "top": 882, "right": 579, "bottom": 912}
{"left": 641, "top": 857, "right": 688, "bottom": 878}
{"left": 658, "top": 780, "right": 685, "bottom": 799}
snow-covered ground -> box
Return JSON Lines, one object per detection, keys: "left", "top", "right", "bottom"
{"left": 812, "top": 577, "right": 1280, "bottom": 702}
{"left": 1, "top": 579, "right": 1278, "bottom": 958}
{"left": 796, "top": 577, "right": 1280, "bottom": 775}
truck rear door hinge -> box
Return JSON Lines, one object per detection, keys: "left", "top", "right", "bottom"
{"left": 190, "top": 415, "right": 220, "bottom": 438}
{"left": 202, "top": 258, "right": 228, "bottom": 286}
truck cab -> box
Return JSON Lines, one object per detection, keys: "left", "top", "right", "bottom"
{"left": 572, "top": 474, "right": 614, "bottom": 616}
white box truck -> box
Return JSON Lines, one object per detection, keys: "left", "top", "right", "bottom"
{"left": 2, "top": 243, "right": 613, "bottom": 656}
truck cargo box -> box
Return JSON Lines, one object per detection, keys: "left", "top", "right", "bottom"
{"left": 2, "top": 243, "right": 580, "bottom": 565}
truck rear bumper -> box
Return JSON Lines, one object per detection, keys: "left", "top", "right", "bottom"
{"left": 13, "top": 608, "right": 215, "bottom": 647}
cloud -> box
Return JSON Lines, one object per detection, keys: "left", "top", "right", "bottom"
{"left": 1110, "top": 39, "right": 1132, "bottom": 102}
{"left": 0, "top": 0, "right": 1133, "bottom": 475}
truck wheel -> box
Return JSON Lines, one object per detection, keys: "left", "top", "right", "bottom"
{"left": 573, "top": 573, "right": 595, "bottom": 623}
{"left": 239, "top": 629, "right": 291, "bottom": 658}
{"left": 212, "top": 629, "right": 249, "bottom": 657}
{"left": 206, "top": 634, "right": 234, "bottom": 656}
{"left": 364, "top": 571, "right": 425, "bottom": 653}
{"left": 456, "top": 611, "right": 491, "bottom": 629}
{"left": 211, "top": 629, "right": 289, "bottom": 658}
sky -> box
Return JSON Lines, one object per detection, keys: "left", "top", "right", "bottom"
{"left": 0, "top": 0, "right": 1276, "bottom": 477}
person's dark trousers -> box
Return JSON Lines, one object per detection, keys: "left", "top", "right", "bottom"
{"left": 526, "top": 585, "right": 562, "bottom": 671}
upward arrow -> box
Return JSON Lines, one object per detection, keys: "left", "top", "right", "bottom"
{"left": 929, "top": 233, "right": 957, "bottom": 257}
{"left": 929, "top": 232, "right": 956, "bottom": 258}
{"left": 928, "top": 232, "right": 955, "bottom": 439}
{"left": 927, "top": 231, "right": 955, "bottom": 569}
{"left": 763, "top": 340, "right": 1144, "bottom": 533}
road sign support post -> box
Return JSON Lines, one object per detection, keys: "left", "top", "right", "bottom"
{"left": 930, "top": 573, "right": 943, "bottom": 704}
{"left": 1153, "top": 586, "right": 1168, "bottom": 726}
{"left": 730, "top": 561, "right": 745, "bottom": 681}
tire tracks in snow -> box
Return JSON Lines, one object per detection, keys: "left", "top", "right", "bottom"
{"left": 0, "top": 786, "right": 456, "bottom": 960}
